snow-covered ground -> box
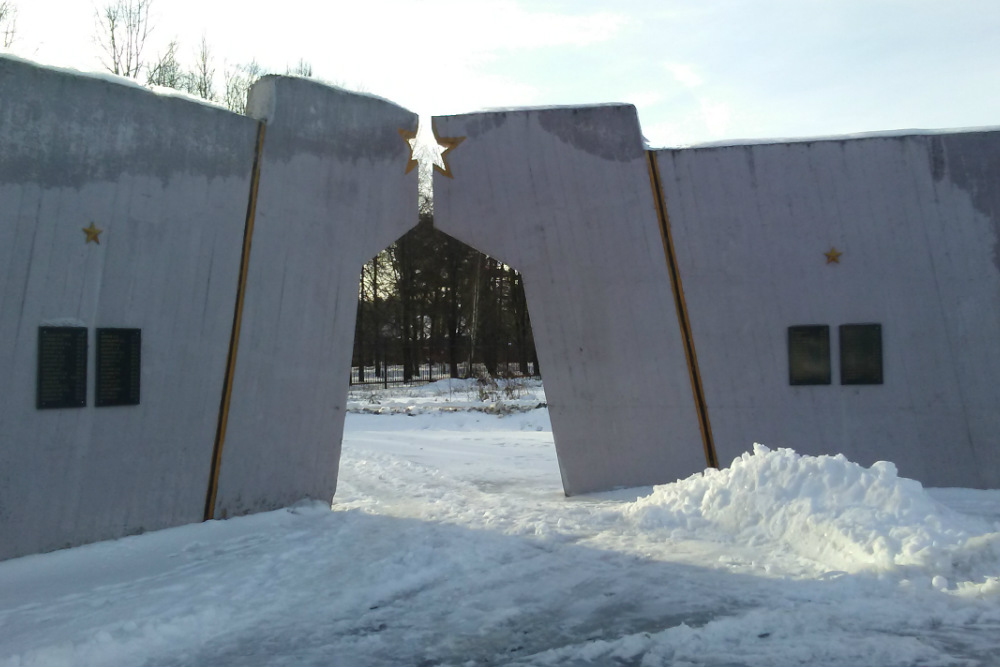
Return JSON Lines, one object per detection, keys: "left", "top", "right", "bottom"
{"left": 1, "top": 378, "right": 999, "bottom": 666}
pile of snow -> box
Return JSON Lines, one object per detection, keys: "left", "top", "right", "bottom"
{"left": 625, "top": 444, "right": 1000, "bottom": 584}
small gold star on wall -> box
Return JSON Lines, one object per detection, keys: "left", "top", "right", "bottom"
{"left": 824, "top": 247, "right": 842, "bottom": 264}
{"left": 83, "top": 222, "right": 103, "bottom": 244}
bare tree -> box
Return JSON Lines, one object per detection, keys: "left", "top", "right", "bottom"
{"left": 146, "top": 39, "right": 183, "bottom": 88}
{"left": 0, "top": 1, "right": 17, "bottom": 48}
{"left": 285, "top": 58, "right": 313, "bottom": 77}
{"left": 95, "top": 0, "right": 153, "bottom": 78}
{"left": 186, "top": 35, "right": 215, "bottom": 100}
{"left": 224, "top": 59, "right": 266, "bottom": 113}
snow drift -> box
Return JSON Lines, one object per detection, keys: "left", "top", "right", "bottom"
{"left": 625, "top": 444, "right": 1000, "bottom": 583}
{"left": 3, "top": 383, "right": 1000, "bottom": 667}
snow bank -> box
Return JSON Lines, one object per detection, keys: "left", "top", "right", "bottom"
{"left": 667, "top": 124, "right": 1000, "bottom": 150}
{"left": 4, "top": 407, "right": 1000, "bottom": 666}
{"left": 0, "top": 53, "right": 234, "bottom": 113}
{"left": 347, "top": 377, "right": 547, "bottom": 416}
{"left": 625, "top": 444, "right": 1000, "bottom": 581}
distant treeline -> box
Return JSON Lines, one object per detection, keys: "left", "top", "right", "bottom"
{"left": 353, "top": 205, "right": 539, "bottom": 383}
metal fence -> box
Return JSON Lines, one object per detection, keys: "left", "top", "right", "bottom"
{"left": 349, "top": 362, "right": 538, "bottom": 388}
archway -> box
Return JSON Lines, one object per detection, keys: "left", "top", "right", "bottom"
{"left": 430, "top": 107, "right": 714, "bottom": 494}
{"left": 351, "top": 218, "right": 539, "bottom": 388}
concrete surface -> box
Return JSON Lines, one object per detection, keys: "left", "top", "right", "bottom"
{"left": 655, "top": 133, "right": 1000, "bottom": 487}
{"left": 3, "top": 52, "right": 998, "bottom": 561}
{"left": 0, "top": 59, "right": 418, "bottom": 559}
{"left": 432, "top": 106, "right": 709, "bottom": 494}
{"left": 213, "top": 77, "right": 418, "bottom": 517}
{"left": 0, "top": 56, "right": 257, "bottom": 559}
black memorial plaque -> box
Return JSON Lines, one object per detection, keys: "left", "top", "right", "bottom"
{"left": 37, "top": 327, "right": 88, "bottom": 409}
{"left": 788, "top": 325, "right": 831, "bottom": 385}
{"left": 840, "top": 323, "right": 883, "bottom": 385}
{"left": 96, "top": 328, "right": 141, "bottom": 407}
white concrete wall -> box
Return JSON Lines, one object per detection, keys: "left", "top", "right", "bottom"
{"left": 212, "top": 77, "right": 418, "bottom": 517}
{"left": 655, "top": 132, "right": 1000, "bottom": 488}
{"left": 432, "top": 106, "right": 708, "bottom": 495}
{"left": 0, "top": 61, "right": 419, "bottom": 557}
{"left": 0, "top": 56, "right": 258, "bottom": 559}
{"left": 5, "top": 53, "right": 996, "bottom": 560}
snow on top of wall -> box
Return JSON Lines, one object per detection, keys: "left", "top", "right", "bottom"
{"left": 144, "top": 84, "right": 234, "bottom": 112}
{"left": 0, "top": 52, "right": 142, "bottom": 90}
{"left": 0, "top": 53, "right": 236, "bottom": 113}
{"left": 470, "top": 102, "right": 634, "bottom": 115}
{"left": 658, "top": 125, "right": 1000, "bottom": 151}
{"left": 625, "top": 444, "right": 1000, "bottom": 584}
{"left": 258, "top": 73, "right": 409, "bottom": 109}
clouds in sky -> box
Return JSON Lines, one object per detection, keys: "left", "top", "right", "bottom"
{"left": 665, "top": 63, "right": 703, "bottom": 90}
{"left": 9, "top": 0, "right": 1000, "bottom": 146}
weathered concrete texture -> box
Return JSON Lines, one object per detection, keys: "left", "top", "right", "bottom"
{"left": 0, "top": 63, "right": 253, "bottom": 189}
{"left": 0, "top": 56, "right": 258, "bottom": 560}
{"left": 655, "top": 132, "right": 1000, "bottom": 488}
{"left": 212, "top": 77, "right": 418, "bottom": 517}
{"left": 432, "top": 106, "right": 708, "bottom": 495}
{"left": 6, "top": 51, "right": 997, "bottom": 563}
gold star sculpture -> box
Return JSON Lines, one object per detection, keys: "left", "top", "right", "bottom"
{"left": 398, "top": 127, "right": 419, "bottom": 174}
{"left": 83, "top": 222, "right": 103, "bottom": 244}
{"left": 431, "top": 120, "right": 465, "bottom": 179}
{"left": 824, "top": 247, "right": 843, "bottom": 264}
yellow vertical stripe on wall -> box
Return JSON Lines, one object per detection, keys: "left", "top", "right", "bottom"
{"left": 646, "top": 150, "right": 719, "bottom": 470}
{"left": 204, "top": 121, "right": 267, "bottom": 521}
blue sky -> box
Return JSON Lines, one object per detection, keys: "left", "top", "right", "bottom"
{"left": 9, "top": 0, "right": 1000, "bottom": 146}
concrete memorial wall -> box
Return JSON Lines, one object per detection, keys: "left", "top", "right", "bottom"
{"left": 2, "top": 53, "right": 998, "bottom": 561}
{"left": 0, "top": 56, "right": 258, "bottom": 559}
{"left": 434, "top": 108, "right": 1000, "bottom": 491}
{"left": 212, "top": 78, "right": 417, "bottom": 518}
{"left": 0, "top": 56, "right": 417, "bottom": 559}
{"left": 654, "top": 133, "right": 1000, "bottom": 488}
{"left": 431, "top": 106, "right": 712, "bottom": 494}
